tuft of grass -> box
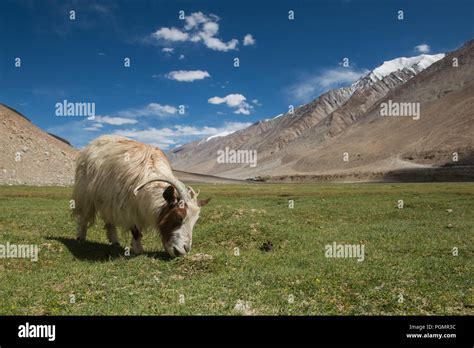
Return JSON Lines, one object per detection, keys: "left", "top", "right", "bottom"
{"left": 0, "top": 183, "right": 472, "bottom": 315}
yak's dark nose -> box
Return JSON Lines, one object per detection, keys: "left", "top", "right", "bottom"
{"left": 173, "top": 246, "right": 185, "bottom": 257}
{"left": 183, "top": 244, "right": 190, "bottom": 253}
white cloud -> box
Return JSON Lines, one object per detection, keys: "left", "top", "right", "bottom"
{"left": 114, "top": 121, "right": 252, "bottom": 149}
{"left": 195, "top": 21, "right": 238, "bottom": 51}
{"left": 202, "top": 36, "right": 238, "bottom": 51}
{"left": 243, "top": 34, "right": 255, "bottom": 46}
{"left": 46, "top": 103, "right": 181, "bottom": 148}
{"left": 152, "top": 27, "right": 189, "bottom": 41}
{"left": 149, "top": 12, "right": 240, "bottom": 52}
{"left": 166, "top": 70, "right": 211, "bottom": 82}
{"left": 208, "top": 94, "right": 245, "bottom": 107}
{"left": 208, "top": 93, "right": 253, "bottom": 115}
{"left": 113, "top": 128, "right": 177, "bottom": 148}
{"left": 47, "top": 120, "right": 97, "bottom": 147}
{"left": 88, "top": 104, "right": 179, "bottom": 130}
{"left": 162, "top": 47, "right": 174, "bottom": 53}
{"left": 117, "top": 103, "right": 178, "bottom": 118}
{"left": 414, "top": 43, "right": 430, "bottom": 53}
{"left": 184, "top": 12, "right": 213, "bottom": 30}
{"left": 202, "top": 21, "right": 219, "bottom": 36}
{"left": 94, "top": 116, "right": 138, "bottom": 125}
{"left": 287, "top": 67, "right": 368, "bottom": 102}
{"left": 234, "top": 107, "right": 251, "bottom": 115}
{"left": 84, "top": 123, "right": 104, "bottom": 131}
{"left": 251, "top": 99, "right": 261, "bottom": 106}
{"left": 318, "top": 69, "right": 368, "bottom": 88}
{"left": 179, "top": 54, "right": 185, "bottom": 60}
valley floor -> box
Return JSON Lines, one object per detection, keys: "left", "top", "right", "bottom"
{"left": 0, "top": 183, "right": 472, "bottom": 315}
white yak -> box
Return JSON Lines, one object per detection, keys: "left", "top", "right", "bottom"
{"left": 72, "top": 135, "right": 210, "bottom": 257}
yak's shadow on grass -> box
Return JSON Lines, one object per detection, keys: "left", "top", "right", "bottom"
{"left": 47, "top": 237, "right": 171, "bottom": 262}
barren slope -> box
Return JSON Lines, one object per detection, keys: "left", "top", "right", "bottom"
{"left": 171, "top": 41, "right": 474, "bottom": 180}
{"left": 0, "top": 104, "right": 78, "bottom": 186}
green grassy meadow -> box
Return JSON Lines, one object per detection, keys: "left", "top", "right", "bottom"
{"left": 0, "top": 183, "right": 472, "bottom": 315}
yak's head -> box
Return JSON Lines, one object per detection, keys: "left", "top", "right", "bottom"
{"left": 158, "top": 185, "right": 210, "bottom": 257}
{"left": 134, "top": 178, "right": 210, "bottom": 258}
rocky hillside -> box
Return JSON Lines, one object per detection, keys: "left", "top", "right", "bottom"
{"left": 170, "top": 41, "right": 474, "bottom": 181}
{"left": 0, "top": 104, "right": 77, "bottom": 186}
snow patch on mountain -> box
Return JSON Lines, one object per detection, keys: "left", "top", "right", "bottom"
{"left": 196, "top": 53, "right": 446, "bottom": 146}
{"left": 368, "top": 53, "right": 445, "bottom": 82}
{"left": 205, "top": 131, "right": 236, "bottom": 142}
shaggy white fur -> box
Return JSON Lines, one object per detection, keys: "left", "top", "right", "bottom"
{"left": 72, "top": 135, "right": 202, "bottom": 256}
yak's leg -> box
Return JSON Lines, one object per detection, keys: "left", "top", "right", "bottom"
{"left": 130, "top": 226, "right": 144, "bottom": 254}
{"left": 76, "top": 218, "right": 88, "bottom": 242}
{"left": 105, "top": 223, "right": 120, "bottom": 246}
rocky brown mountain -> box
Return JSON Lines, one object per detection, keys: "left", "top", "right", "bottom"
{"left": 170, "top": 41, "right": 474, "bottom": 181}
{"left": 0, "top": 104, "right": 77, "bottom": 186}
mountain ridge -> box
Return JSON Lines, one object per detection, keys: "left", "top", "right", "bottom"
{"left": 170, "top": 40, "right": 474, "bottom": 181}
{"left": 0, "top": 104, "right": 78, "bottom": 186}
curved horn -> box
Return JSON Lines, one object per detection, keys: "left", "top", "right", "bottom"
{"left": 133, "top": 176, "right": 190, "bottom": 201}
{"left": 187, "top": 186, "right": 200, "bottom": 200}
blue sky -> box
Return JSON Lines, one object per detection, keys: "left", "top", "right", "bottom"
{"left": 1, "top": 0, "right": 473, "bottom": 149}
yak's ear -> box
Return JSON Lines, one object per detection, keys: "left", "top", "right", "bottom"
{"left": 198, "top": 198, "right": 211, "bottom": 207}
{"left": 163, "top": 186, "right": 177, "bottom": 205}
